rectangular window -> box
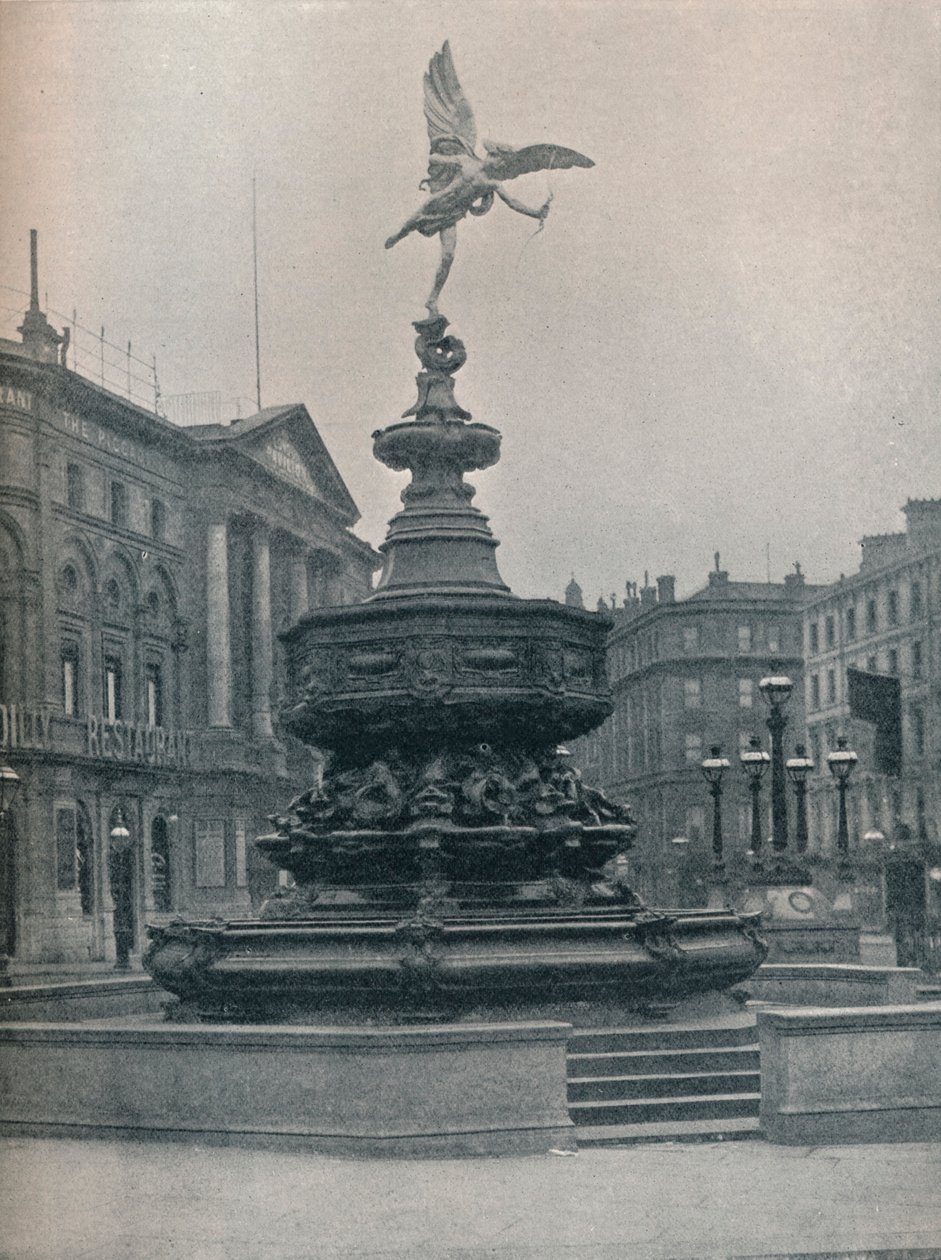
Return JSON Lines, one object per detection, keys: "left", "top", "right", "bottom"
{"left": 911, "top": 581, "right": 923, "bottom": 620}
{"left": 151, "top": 498, "right": 166, "bottom": 542}
{"left": 809, "top": 727, "right": 822, "bottom": 766}
{"left": 737, "top": 624, "right": 752, "bottom": 652}
{"left": 738, "top": 677, "right": 754, "bottom": 708}
{"left": 145, "top": 663, "right": 163, "bottom": 728}
{"left": 809, "top": 623, "right": 819, "bottom": 654}
{"left": 867, "top": 598, "right": 878, "bottom": 632}
{"left": 846, "top": 607, "right": 856, "bottom": 640}
{"left": 683, "top": 678, "right": 701, "bottom": 709}
{"left": 810, "top": 674, "right": 820, "bottom": 710}
{"left": 66, "top": 462, "right": 85, "bottom": 512}
{"left": 826, "top": 668, "right": 836, "bottom": 704}
{"left": 867, "top": 655, "right": 878, "bottom": 673}
{"left": 912, "top": 641, "right": 923, "bottom": 679}
{"left": 683, "top": 626, "right": 699, "bottom": 654}
{"left": 825, "top": 615, "right": 835, "bottom": 648}
{"left": 235, "top": 820, "right": 248, "bottom": 888}
{"left": 110, "top": 480, "right": 127, "bottom": 529}
{"left": 888, "top": 590, "right": 899, "bottom": 625}
{"left": 684, "top": 733, "right": 702, "bottom": 764}
{"left": 55, "top": 805, "right": 77, "bottom": 891}
{"left": 685, "top": 805, "right": 705, "bottom": 842}
{"left": 103, "top": 655, "right": 123, "bottom": 722}
{"left": 912, "top": 706, "right": 926, "bottom": 757}
{"left": 767, "top": 626, "right": 780, "bottom": 654}
{"left": 194, "top": 819, "right": 226, "bottom": 888}
{"left": 61, "top": 642, "right": 80, "bottom": 717}
{"left": 888, "top": 648, "right": 899, "bottom": 676}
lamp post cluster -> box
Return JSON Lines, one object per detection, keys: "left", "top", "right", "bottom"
{"left": 699, "top": 673, "right": 859, "bottom": 885}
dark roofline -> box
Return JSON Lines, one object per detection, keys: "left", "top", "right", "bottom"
{"left": 1, "top": 346, "right": 369, "bottom": 536}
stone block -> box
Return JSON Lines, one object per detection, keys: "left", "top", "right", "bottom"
{"left": 759, "top": 1001, "right": 941, "bottom": 1144}
{"left": 0, "top": 977, "right": 166, "bottom": 1022}
{"left": 744, "top": 964, "right": 920, "bottom": 1008}
{"left": 0, "top": 1019, "right": 575, "bottom": 1157}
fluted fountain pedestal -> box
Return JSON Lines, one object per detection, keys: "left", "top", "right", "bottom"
{"left": 145, "top": 317, "right": 765, "bottom": 1024}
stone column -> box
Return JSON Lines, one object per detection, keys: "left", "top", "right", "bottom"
{"left": 205, "top": 521, "right": 232, "bottom": 728}
{"left": 251, "top": 526, "right": 274, "bottom": 739}
{"left": 289, "top": 551, "right": 309, "bottom": 623}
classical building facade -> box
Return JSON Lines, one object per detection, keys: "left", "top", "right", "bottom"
{"left": 571, "top": 560, "right": 816, "bottom": 905}
{"left": 802, "top": 502, "right": 941, "bottom": 952}
{"left": 0, "top": 266, "right": 377, "bottom": 970}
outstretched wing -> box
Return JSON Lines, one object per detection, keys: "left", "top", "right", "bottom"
{"left": 482, "top": 143, "right": 594, "bottom": 182}
{"left": 424, "top": 41, "right": 477, "bottom": 154}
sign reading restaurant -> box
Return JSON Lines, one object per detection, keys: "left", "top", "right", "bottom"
{"left": 0, "top": 702, "right": 191, "bottom": 768}
{"left": 86, "top": 715, "right": 192, "bottom": 768}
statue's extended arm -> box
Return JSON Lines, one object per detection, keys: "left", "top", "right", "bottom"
{"left": 495, "top": 186, "right": 551, "bottom": 220}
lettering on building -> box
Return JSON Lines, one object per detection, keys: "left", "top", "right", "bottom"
{"left": 86, "top": 716, "right": 192, "bottom": 768}
{"left": 55, "top": 408, "right": 139, "bottom": 462}
{"left": 261, "top": 435, "right": 317, "bottom": 494}
{"left": 0, "top": 703, "right": 54, "bottom": 750}
{"left": 0, "top": 384, "right": 33, "bottom": 412}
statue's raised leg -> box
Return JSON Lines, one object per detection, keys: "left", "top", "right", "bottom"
{"left": 426, "top": 226, "right": 457, "bottom": 315}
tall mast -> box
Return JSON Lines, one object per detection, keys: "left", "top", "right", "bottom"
{"left": 253, "top": 173, "right": 262, "bottom": 412}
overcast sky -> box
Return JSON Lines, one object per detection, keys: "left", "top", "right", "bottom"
{"left": 2, "top": 0, "right": 939, "bottom": 602}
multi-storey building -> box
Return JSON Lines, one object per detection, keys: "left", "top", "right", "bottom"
{"left": 0, "top": 243, "right": 378, "bottom": 970}
{"left": 802, "top": 502, "right": 941, "bottom": 953}
{"left": 572, "top": 559, "right": 816, "bottom": 905}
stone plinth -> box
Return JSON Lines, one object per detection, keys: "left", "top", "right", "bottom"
{"left": 0, "top": 1019, "right": 575, "bottom": 1157}
{"left": 759, "top": 1001, "right": 941, "bottom": 1144}
{"left": 736, "top": 885, "right": 860, "bottom": 962}
{"left": 742, "top": 963, "right": 920, "bottom": 1007}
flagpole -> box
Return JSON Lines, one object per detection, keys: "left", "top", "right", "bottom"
{"left": 253, "top": 172, "right": 262, "bottom": 412}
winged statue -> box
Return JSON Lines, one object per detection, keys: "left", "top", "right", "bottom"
{"left": 386, "top": 42, "right": 594, "bottom": 315}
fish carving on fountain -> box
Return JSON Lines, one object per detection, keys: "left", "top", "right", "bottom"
{"left": 144, "top": 42, "right": 766, "bottom": 1021}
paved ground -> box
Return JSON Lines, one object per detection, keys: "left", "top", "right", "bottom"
{"left": 2, "top": 1135, "right": 940, "bottom": 1260}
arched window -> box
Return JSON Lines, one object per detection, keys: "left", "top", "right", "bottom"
{"left": 151, "top": 815, "right": 171, "bottom": 912}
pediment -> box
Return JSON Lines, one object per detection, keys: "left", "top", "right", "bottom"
{"left": 237, "top": 407, "right": 359, "bottom": 522}
{"left": 255, "top": 431, "right": 321, "bottom": 495}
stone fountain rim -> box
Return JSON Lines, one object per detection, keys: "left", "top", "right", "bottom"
{"left": 281, "top": 593, "right": 613, "bottom": 642}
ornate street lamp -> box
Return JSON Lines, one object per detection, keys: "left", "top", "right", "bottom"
{"left": 827, "top": 735, "right": 858, "bottom": 876}
{"left": 740, "top": 735, "right": 770, "bottom": 868}
{"left": 701, "top": 745, "right": 731, "bottom": 877}
{"left": 0, "top": 765, "right": 21, "bottom": 818}
{"left": 758, "top": 674, "right": 793, "bottom": 861}
{"left": 109, "top": 810, "right": 133, "bottom": 971}
{"left": 785, "top": 743, "right": 814, "bottom": 855}
{"left": 0, "top": 764, "right": 22, "bottom": 986}
{"left": 109, "top": 811, "right": 131, "bottom": 850}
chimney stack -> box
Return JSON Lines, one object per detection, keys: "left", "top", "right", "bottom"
{"left": 18, "top": 230, "right": 64, "bottom": 365}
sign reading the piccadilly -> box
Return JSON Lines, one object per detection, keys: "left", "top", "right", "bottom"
{"left": 0, "top": 703, "right": 54, "bottom": 750}
{"left": 55, "top": 408, "right": 140, "bottom": 462}
{"left": 86, "top": 716, "right": 193, "bottom": 768}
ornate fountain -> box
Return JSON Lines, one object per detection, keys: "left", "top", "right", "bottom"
{"left": 144, "top": 44, "right": 765, "bottom": 1022}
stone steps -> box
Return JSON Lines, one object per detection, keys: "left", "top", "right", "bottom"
{"left": 569, "top": 1069, "right": 759, "bottom": 1103}
{"left": 568, "top": 1018, "right": 761, "bottom": 1146}
{"left": 571, "top": 1115, "right": 762, "bottom": 1146}
{"left": 569, "top": 1044, "right": 760, "bottom": 1077}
